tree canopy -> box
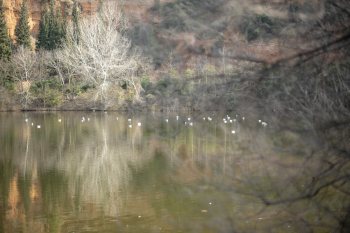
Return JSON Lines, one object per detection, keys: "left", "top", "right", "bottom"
{"left": 0, "top": 0, "right": 12, "bottom": 60}
{"left": 15, "top": 0, "right": 31, "bottom": 49}
{"left": 71, "top": 0, "right": 80, "bottom": 43}
{"left": 36, "top": 0, "right": 66, "bottom": 50}
{"left": 56, "top": 1, "right": 144, "bottom": 107}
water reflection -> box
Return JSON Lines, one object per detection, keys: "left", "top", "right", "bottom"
{"left": 0, "top": 112, "right": 349, "bottom": 233}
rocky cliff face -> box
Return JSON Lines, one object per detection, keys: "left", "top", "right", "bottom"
{"left": 3, "top": 0, "right": 102, "bottom": 39}
{"left": 2, "top": 0, "right": 153, "bottom": 39}
{"left": 3, "top": 0, "right": 38, "bottom": 38}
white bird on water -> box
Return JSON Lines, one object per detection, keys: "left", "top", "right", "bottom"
{"left": 176, "top": 116, "right": 179, "bottom": 121}
{"left": 231, "top": 130, "right": 236, "bottom": 134}
{"left": 261, "top": 122, "right": 268, "bottom": 127}
{"left": 25, "top": 118, "right": 28, "bottom": 122}
{"left": 58, "top": 119, "right": 62, "bottom": 123}
{"left": 137, "top": 122, "right": 141, "bottom": 127}
{"left": 37, "top": 125, "right": 41, "bottom": 129}
{"left": 165, "top": 119, "right": 169, "bottom": 123}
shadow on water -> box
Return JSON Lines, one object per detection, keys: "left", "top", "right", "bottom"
{"left": 0, "top": 112, "right": 349, "bottom": 233}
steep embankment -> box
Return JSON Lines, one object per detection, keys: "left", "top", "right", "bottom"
{"left": 3, "top": 0, "right": 99, "bottom": 39}
{"left": 2, "top": 0, "right": 348, "bottom": 118}
{"left": 3, "top": 0, "right": 320, "bottom": 66}
{"left": 2, "top": 0, "right": 156, "bottom": 39}
{"left": 126, "top": 0, "right": 327, "bottom": 69}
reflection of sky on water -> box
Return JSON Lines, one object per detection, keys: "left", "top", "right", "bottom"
{"left": 0, "top": 112, "right": 349, "bottom": 233}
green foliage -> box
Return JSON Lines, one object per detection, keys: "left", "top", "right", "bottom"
{"left": 161, "top": 12, "right": 186, "bottom": 31}
{"left": 36, "top": 8, "right": 49, "bottom": 49}
{"left": 141, "top": 75, "right": 151, "bottom": 90}
{"left": 0, "top": 1, "right": 12, "bottom": 60}
{"left": 41, "top": 88, "right": 63, "bottom": 107}
{"left": 79, "top": 83, "right": 93, "bottom": 92}
{"left": 36, "top": 0, "right": 66, "bottom": 50}
{"left": 239, "top": 14, "right": 276, "bottom": 42}
{"left": 53, "top": 6, "right": 66, "bottom": 45}
{"left": 0, "top": 75, "right": 14, "bottom": 90}
{"left": 146, "top": 77, "right": 191, "bottom": 99}
{"left": 0, "top": 61, "right": 15, "bottom": 90}
{"left": 31, "top": 77, "right": 62, "bottom": 91}
{"left": 31, "top": 78, "right": 63, "bottom": 107}
{"left": 72, "top": 0, "right": 80, "bottom": 43}
{"left": 15, "top": 0, "right": 31, "bottom": 48}
{"left": 63, "top": 83, "right": 93, "bottom": 101}
{"left": 184, "top": 68, "right": 195, "bottom": 78}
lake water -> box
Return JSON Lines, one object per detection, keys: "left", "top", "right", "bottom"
{"left": 0, "top": 112, "right": 349, "bottom": 233}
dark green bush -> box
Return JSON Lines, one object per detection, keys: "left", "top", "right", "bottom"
{"left": 0, "top": 61, "right": 15, "bottom": 90}
{"left": 161, "top": 13, "right": 186, "bottom": 31}
{"left": 30, "top": 78, "right": 63, "bottom": 107}
{"left": 31, "top": 78, "right": 62, "bottom": 92}
{"left": 239, "top": 14, "right": 276, "bottom": 41}
{"left": 42, "top": 89, "right": 63, "bottom": 107}
{"left": 80, "top": 84, "right": 93, "bottom": 93}
{"left": 31, "top": 88, "right": 63, "bottom": 107}
{"left": 141, "top": 76, "right": 151, "bottom": 90}
{"left": 0, "top": 74, "right": 14, "bottom": 90}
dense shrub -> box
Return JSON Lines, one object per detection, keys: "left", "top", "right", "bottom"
{"left": 239, "top": 14, "right": 277, "bottom": 41}
{"left": 0, "top": 61, "right": 15, "bottom": 90}
{"left": 30, "top": 78, "right": 63, "bottom": 107}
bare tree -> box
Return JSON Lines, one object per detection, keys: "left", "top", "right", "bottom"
{"left": 48, "top": 51, "right": 78, "bottom": 100}
{"left": 56, "top": 1, "right": 146, "bottom": 109}
{"left": 13, "top": 46, "right": 36, "bottom": 109}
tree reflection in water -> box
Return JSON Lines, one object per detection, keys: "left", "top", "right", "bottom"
{"left": 166, "top": 119, "right": 350, "bottom": 233}
{"left": 0, "top": 112, "right": 349, "bottom": 233}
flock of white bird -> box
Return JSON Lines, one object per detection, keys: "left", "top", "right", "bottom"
{"left": 24, "top": 114, "right": 268, "bottom": 132}
{"left": 24, "top": 118, "right": 41, "bottom": 128}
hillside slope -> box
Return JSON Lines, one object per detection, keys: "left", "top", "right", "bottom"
{"left": 130, "top": 0, "right": 348, "bottom": 69}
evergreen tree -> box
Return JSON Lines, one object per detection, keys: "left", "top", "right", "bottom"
{"left": 36, "top": 0, "right": 66, "bottom": 50}
{"left": 15, "top": 0, "right": 31, "bottom": 48}
{"left": 72, "top": 0, "right": 80, "bottom": 43}
{"left": 46, "top": 0, "right": 56, "bottom": 49}
{"left": 51, "top": 7, "right": 65, "bottom": 47}
{"left": 36, "top": 8, "right": 49, "bottom": 50}
{"left": 0, "top": 0, "right": 12, "bottom": 60}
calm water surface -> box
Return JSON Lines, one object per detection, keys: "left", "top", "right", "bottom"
{"left": 0, "top": 112, "right": 349, "bottom": 233}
